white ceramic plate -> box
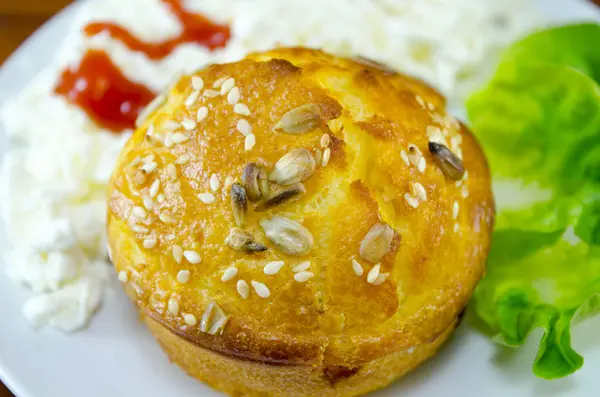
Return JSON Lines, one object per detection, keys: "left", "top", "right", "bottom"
{"left": 1, "top": 1, "right": 600, "bottom": 397}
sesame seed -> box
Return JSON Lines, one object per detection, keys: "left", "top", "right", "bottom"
{"left": 159, "top": 212, "right": 176, "bottom": 224}
{"left": 203, "top": 89, "right": 220, "bottom": 98}
{"left": 314, "top": 149, "right": 323, "bottom": 166}
{"left": 227, "top": 87, "right": 240, "bottom": 104}
{"left": 237, "top": 280, "right": 249, "bottom": 299}
{"left": 163, "top": 120, "right": 180, "bottom": 131}
{"left": 132, "top": 206, "right": 147, "bottom": 219}
{"left": 164, "top": 131, "right": 174, "bottom": 148}
{"left": 410, "top": 182, "right": 427, "bottom": 202}
{"left": 175, "top": 154, "right": 191, "bottom": 165}
{"left": 407, "top": 144, "right": 421, "bottom": 168}
{"left": 427, "top": 102, "right": 435, "bottom": 111}
{"left": 352, "top": 259, "right": 364, "bottom": 276}
{"left": 322, "top": 148, "right": 331, "bottom": 167}
{"left": 292, "top": 261, "right": 311, "bottom": 273}
{"left": 143, "top": 238, "right": 157, "bottom": 249}
{"left": 224, "top": 176, "right": 234, "bottom": 187}
{"left": 167, "top": 164, "right": 177, "bottom": 180}
{"left": 172, "top": 245, "right": 183, "bottom": 264}
{"left": 142, "top": 195, "right": 154, "bottom": 210}
{"left": 213, "top": 76, "right": 228, "bottom": 88}
{"left": 172, "top": 132, "right": 189, "bottom": 144}
{"left": 185, "top": 91, "right": 200, "bottom": 108}
{"left": 183, "top": 313, "right": 197, "bottom": 326}
{"left": 320, "top": 134, "right": 331, "bottom": 148}
{"left": 191, "top": 76, "right": 204, "bottom": 91}
{"left": 221, "top": 267, "right": 238, "bottom": 282}
{"left": 196, "top": 106, "right": 209, "bottom": 122}
{"left": 236, "top": 119, "right": 252, "bottom": 136}
{"left": 454, "top": 223, "right": 460, "bottom": 232}
{"left": 463, "top": 171, "right": 469, "bottom": 180}
{"left": 181, "top": 119, "right": 196, "bottom": 131}
{"left": 198, "top": 192, "right": 216, "bottom": 204}
{"left": 168, "top": 298, "right": 179, "bottom": 315}
{"left": 461, "top": 185, "right": 469, "bottom": 198}
{"left": 132, "top": 225, "right": 149, "bottom": 233}
{"left": 251, "top": 281, "right": 270, "bottom": 298}
{"left": 244, "top": 134, "right": 256, "bottom": 152}
{"left": 367, "top": 264, "right": 381, "bottom": 284}
{"left": 404, "top": 193, "right": 419, "bottom": 209}
{"left": 157, "top": 194, "right": 166, "bottom": 203}
{"left": 146, "top": 124, "right": 155, "bottom": 137}
{"left": 416, "top": 95, "right": 426, "bottom": 108}
{"left": 294, "top": 271, "right": 314, "bottom": 283}
{"left": 183, "top": 250, "right": 202, "bottom": 264}
{"left": 373, "top": 272, "right": 389, "bottom": 285}
{"left": 149, "top": 180, "right": 160, "bottom": 198}
{"left": 177, "top": 270, "right": 191, "bottom": 284}
{"left": 143, "top": 153, "right": 155, "bottom": 163}
{"left": 220, "top": 78, "right": 235, "bottom": 95}
{"left": 234, "top": 103, "right": 250, "bottom": 116}
{"left": 450, "top": 134, "right": 462, "bottom": 149}
{"left": 453, "top": 201, "right": 459, "bottom": 219}
{"left": 118, "top": 271, "right": 128, "bottom": 283}
{"left": 133, "top": 171, "right": 146, "bottom": 185}
{"left": 264, "top": 261, "right": 285, "bottom": 275}
{"left": 400, "top": 150, "right": 410, "bottom": 166}
{"left": 418, "top": 157, "right": 426, "bottom": 173}
{"left": 130, "top": 156, "right": 142, "bottom": 167}
{"left": 141, "top": 162, "right": 157, "bottom": 173}
{"left": 210, "top": 174, "right": 220, "bottom": 192}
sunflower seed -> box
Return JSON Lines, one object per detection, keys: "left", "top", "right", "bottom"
{"left": 254, "top": 183, "right": 305, "bottom": 212}
{"left": 230, "top": 183, "right": 247, "bottom": 227}
{"left": 200, "top": 302, "right": 216, "bottom": 333}
{"left": 359, "top": 223, "right": 394, "bottom": 263}
{"left": 269, "top": 148, "right": 315, "bottom": 186}
{"left": 428, "top": 142, "right": 465, "bottom": 180}
{"left": 225, "top": 228, "right": 267, "bottom": 253}
{"left": 241, "top": 163, "right": 270, "bottom": 202}
{"left": 274, "top": 104, "right": 321, "bottom": 134}
{"left": 259, "top": 216, "right": 313, "bottom": 256}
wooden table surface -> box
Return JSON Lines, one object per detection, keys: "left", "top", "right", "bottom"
{"left": 0, "top": 0, "right": 599, "bottom": 396}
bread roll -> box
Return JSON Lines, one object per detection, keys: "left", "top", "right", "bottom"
{"left": 107, "top": 47, "right": 494, "bottom": 397}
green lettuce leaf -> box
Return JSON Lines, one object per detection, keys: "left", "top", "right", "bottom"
{"left": 473, "top": 239, "right": 600, "bottom": 379}
{"left": 467, "top": 23, "right": 600, "bottom": 379}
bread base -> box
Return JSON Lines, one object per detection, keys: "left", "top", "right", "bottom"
{"left": 144, "top": 315, "right": 459, "bottom": 397}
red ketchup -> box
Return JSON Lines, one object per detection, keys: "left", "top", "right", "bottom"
{"left": 55, "top": 0, "right": 231, "bottom": 132}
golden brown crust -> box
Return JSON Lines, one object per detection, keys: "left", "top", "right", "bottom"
{"left": 107, "top": 47, "right": 494, "bottom": 394}
{"left": 143, "top": 313, "right": 460, "bottom": 397}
